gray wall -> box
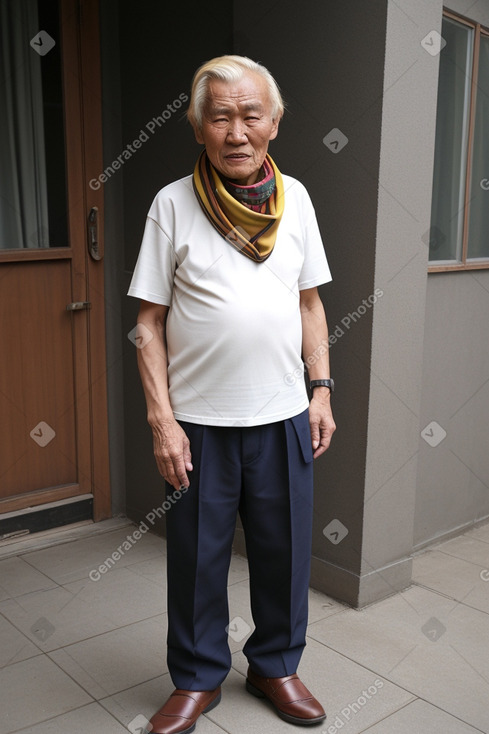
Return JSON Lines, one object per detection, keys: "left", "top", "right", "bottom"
{"left": 414, "top": 0, "right": 489, "bottom": 549}
{"left": 415, "top": 271, "right": 489, "bottom": 547}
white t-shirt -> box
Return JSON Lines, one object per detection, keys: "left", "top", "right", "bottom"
{"left": 128, "top": 173, "right": 332, "bottom": 426}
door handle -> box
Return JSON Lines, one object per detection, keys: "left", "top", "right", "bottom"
{"left": 66, "top": 301, "right": 91, "bottom": 311}
{"left": 87, "top": 206, "right": 103, "bottom": 260}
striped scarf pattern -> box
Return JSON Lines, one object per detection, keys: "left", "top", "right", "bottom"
{"left": 192, "top": 150, "right": 284, "bottom": 263}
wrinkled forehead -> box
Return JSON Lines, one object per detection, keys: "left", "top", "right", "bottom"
{"left": 205, "top": 72, "right": 272, "bottom": 112}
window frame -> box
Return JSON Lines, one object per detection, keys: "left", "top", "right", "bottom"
{"left": 429, "top": 9, "right": 489, "bottom": 273}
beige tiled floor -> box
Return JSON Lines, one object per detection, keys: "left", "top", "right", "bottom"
{"left": 0, "top": 518, "right": 488, "bottom": 733}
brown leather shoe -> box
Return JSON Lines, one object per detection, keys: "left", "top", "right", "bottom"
{"left": 246, "top": 668, "right": 326, "bottom": 726}
{"left": 147, "top": 688, "right": 221, "bottom": 734}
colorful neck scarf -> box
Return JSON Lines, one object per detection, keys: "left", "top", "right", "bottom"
{"left": 192, "top": 150, "right": 284, "bottom": 263}
{"left": 222, "top": 157, "right": 276, "bottom": 212}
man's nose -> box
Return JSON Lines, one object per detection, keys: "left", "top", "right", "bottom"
{"left": 226, "top": 122, "right": 248, "bottom": 142}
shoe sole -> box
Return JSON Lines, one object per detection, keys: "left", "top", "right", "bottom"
{"left": 246, "top": 680, "right": 326, "bottom": 727}
{"left": 147, "top": 691, "right": 222, "bottom": 734}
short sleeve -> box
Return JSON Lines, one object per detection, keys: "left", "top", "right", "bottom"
{"left": 127, "top": 216, "right": 176, "bottom": 306}
{"left": 297, "top": 190, "right": 332, "bottom": 290}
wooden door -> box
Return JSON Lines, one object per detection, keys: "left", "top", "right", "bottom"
{"left": 0, "top": 0, "right": 110, "bottom": 530}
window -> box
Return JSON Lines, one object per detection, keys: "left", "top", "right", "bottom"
{"left": 429, "top": 12, "right": 489, "bottom": 270}
{"left": 0, "top": 0, "right": 68, "bottom": 249}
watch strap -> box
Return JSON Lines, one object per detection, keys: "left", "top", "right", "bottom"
{"left": 310, "top": 378, "right": 334, "bottom": 393}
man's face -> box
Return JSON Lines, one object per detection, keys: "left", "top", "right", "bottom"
{"left": 194, "top": 71, "right": 279, "bottom": 186}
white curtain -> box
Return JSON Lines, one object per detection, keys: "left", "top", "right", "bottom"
{"left": 0, "top": 0, "right": 49, "bottom": 248}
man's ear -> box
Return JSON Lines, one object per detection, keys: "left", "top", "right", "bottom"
{"left": 269, "top": 117, "right": 280, "bottom": 141}
{"left": 193, "top": 125, "right": 204, "bottom": 145}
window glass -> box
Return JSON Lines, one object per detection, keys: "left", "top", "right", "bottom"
{"left": 429, "top": 18, "right": 473, "bottom": 263}
{"left": 0, "top": 0, "right": 68, "bottom": 249}
{"left": 467, "top": 33, "right": 489, "bottom": 260}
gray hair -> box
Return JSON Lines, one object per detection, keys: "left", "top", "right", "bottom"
{"left": 187, "top": 55, "right": 285, "bottom": 129}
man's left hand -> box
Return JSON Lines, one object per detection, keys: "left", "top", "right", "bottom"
{"left": 309, "top": 393, "right": 336, "bottom": 459}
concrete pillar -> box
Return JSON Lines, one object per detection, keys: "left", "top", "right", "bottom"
{"left": 354, "top": 0, "right": 444, "bottom": 605}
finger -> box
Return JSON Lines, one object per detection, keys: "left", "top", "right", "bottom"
{"left": 313, "top": 426, "right": 333, "bottom": 458}
{"left": 322, "top": 426, "right": 333, "bottom": 448}
{"left": 313, "top": 443, "right": 328, "bottom": 459}
{"left": 171, "top": 455, "right": 190, "bottom": 489}
{"left": 155, "top": 453, "right": 185, "bottom": 491}
{"left": 309, "top": 421, "right": 320, "bottom": 451}
{"left": 183, "top": 437, "right": 193, "bottom": 472}
{"left": 154, "top": 454, "right": 170, "bottom": 479}
{"left": 162, "top": 465, "right": 184, "bottom": 492}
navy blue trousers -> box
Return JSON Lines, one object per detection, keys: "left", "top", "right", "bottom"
{"left": 165, "top": 408, "right": 314, "bottom": 690}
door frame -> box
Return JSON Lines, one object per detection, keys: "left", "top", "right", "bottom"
{"left": 63, "top": 0, "right": 110, "bottom": 520}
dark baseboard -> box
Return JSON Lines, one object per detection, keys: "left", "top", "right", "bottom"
{"left": 0, "top": 496, "right": 93, "bottom": 540}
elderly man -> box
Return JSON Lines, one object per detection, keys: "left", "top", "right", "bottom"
{"left": 128, "top": 55, "right": 335, "bottom": 734}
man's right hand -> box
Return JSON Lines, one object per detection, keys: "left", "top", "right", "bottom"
{"left": 135, "top": 301, "right": 192, "bottom": 490}
{"left": 150, "top": 417, "right": 193, "bottom": 490}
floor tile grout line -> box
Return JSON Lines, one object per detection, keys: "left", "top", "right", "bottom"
{"left": 429, "top": 546, "right": 489, "bottom": 568}
{"left": 306, "top": 629, "right": 486, "bottom": 714}
{"left": 118, "top": 562, "right": 169, "bottom": 592}
{"left": 46, "top": 646, "right": 108, "bottom": 704}
{"left": 1, "top": 567, "right": 169, "bottom": 608}
{"left": 0, "top": 599, "right": 50, "bottom": 657}
{"left": 47, "top": 609, "right": 170, "bottom": 653}
{"left": 414, "top": 697, "right": 488, "bottom": 734}
{"left": 359, "top": 696, "right": 486, "bottom": 734}
{"left": 0, "top": 625, "right": 44, "bottom": 671}
{"left": 95, "top": 702, "right": 141, "bottom": 734}
{"left": 40, "top": 554, "right": 168, "bottom": 588}
{"left": 306, "top": 607, "right": 351, "bottom": 627}
{"left": 226, "top": 578, "right": 251, "bottom": 589}
{"left": 302, "top": 640, "right": 442, "bottom": 729}
{"left": 7, "top": 701, "right": 104, "bottom": 734}
{"left": 0, "top": 578, "right": 62, "bottom": 606}
{"left": 202, "top": 718, "right": 234, "bottom": 734}
{"left": 0, "top": 554, "right": 62, "bottom": 594}
{"left": 0, "top": 603, "right": 169, "bottom": 663}
{"left": 96, "top": 671, "right": 172, "bottom": 708}
{"left": 304, "top": 634, "right": 416, "bottom": 694}
{"left": 410, "top": 581, "right": 489, "bottom": 618}
{"left": 463, "top": 530, "right": 489, "bottom": 545}
{"left": 358, "top": 698, "right": 418, "bottom": 733}
{"left": 0, "top": 580, "right": 60, "bottom": 603}
{"left": 449, "top": 642, "right": 489, "bottom": 688}
{"left": 307, "top": 631, "right": 489, "bottom": 731}
{"left": 28, "top": 545, "right": 167, "bottom": 582}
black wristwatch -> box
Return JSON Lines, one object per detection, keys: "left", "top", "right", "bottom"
{"left": 310, "top": 379, "right": 335, "bottom": 393}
